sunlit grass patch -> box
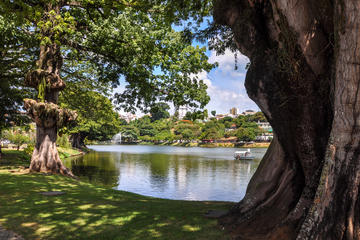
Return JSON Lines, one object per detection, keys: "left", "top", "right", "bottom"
{"left": 0, "top": 151, "right": 232, "bottom": 240}
{"left": 182, "top": 224, "right": 201, "bottom": 232}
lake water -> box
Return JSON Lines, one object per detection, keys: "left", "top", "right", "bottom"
{"left": 63, "top": 145, "right": 267, "bottom": 202}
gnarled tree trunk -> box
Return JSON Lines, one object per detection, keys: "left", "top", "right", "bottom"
{"left": 23, "top": 3, "right": 76, "bottom": 177}
{"left": 214, "top": 0, "right": 360, "bottom": 239}
{"left": 71, "top": 133, "right": 86, "bottom": 149}
{"left": 24, "top": 100, "right": 76, "bottom": 176}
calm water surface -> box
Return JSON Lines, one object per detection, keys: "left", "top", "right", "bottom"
{"left": 63, "top": 145, "right": 267, "bottom": 202}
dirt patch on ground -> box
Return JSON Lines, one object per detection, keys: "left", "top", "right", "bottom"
{"left": 0, "top": 225, "right": 24, "bottom": 240}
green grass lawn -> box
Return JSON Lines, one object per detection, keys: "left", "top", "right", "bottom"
{"left": 0, "top": 149, "right": 30, "bottom": 169}
{"left": 0, "top": 150, "right": 231, "bottom": 240}
{"left": 57, "top": 147, "right": 83, "bottom": 159}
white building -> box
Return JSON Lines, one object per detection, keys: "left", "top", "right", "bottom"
{"left": 120, "top": 113, "right": 137, "bottom": 123}
{"left": 256, "top": 121, "right": 272, "bottom": 131}
{"left": 215, "top": 113, "right": 237, "bottom": 120}
{"left": 178, "top": 105, "right": 192, "bottom": 119}
{"left": 256, "top": 121, "right": 273, "bottom": 142}
{"left": 242, "top": 110, "right": 256, "bottom": 115}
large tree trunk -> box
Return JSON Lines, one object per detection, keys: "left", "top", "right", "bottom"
{"left": 214, "top": 0, "right": 360, "bottom": 239}
{"left": 71, "top": 133, "right": 86, "bottom": 149}
{"left": 30, "top": 123, "right": 72, "bottom": 176}
{"left": 23, "top": 4, "right": 76, "bottom": 177}
{"left": 24, "top": 100, "right": 76, "bottom": 177}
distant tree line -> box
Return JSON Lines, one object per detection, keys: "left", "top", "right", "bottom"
{"left": 119, "top": 107, "right": 268, "bottom": 143}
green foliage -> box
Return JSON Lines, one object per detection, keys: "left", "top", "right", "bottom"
{"left": 219, "top": 116, "right": 233, "bottom": 128}
{"left": 59, "top": 83, "right": 123, "bottom": 143}
{"left": 121, "top": 125, "right": 139, "bottom": 142}
{"left": 0, "top": 0, "right": 216, "bottom": 124}
{"left": 200, "top": 120, "right": 225, "bottom": 140}
{"left": 200, "top": 127, "right": 222, "bottom": 140}
{"left": 23, "top": 144, "right": 34, "bottom": 156}
{"left": 245, "top": 112, "right": 267, "bottom": 122}
{"left": 211, "top": 110, "right": 216, "bottom": 117}
{"left": 235, "top": 127, "right": 257, "bottom": 142}
{"left": 57, "top": 134, "right": 71, "bottom": 148}
{"left": 154, "top": 130, "right": 173, "bottom": 141}
{"left": 37, "top": 77, "right": 47, "bottom": 102}
{"left": 183, "top": 112, "right": 193, "bottom": 121}
{"left": 183, "top": 110, "right": 207, "bottom": 121}
{"left": 0, "top": 15, "right": 35, "bottom": 131}
{"left": 174, "top": 122, "right": 201, "bottom": 140}
{"left": 4, "top": 128, "right": 31, "bottom": 149}
{"left": 118, "top": 111, "right": 268, "bottom": 143}
{"left": 149, "top": 102, "right": 170, "bottom": 122}
{"left": 134, "top": 116, "right": 158, "bottom": 137}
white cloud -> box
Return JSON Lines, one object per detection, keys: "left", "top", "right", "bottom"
{"left": 208, "top": 49, "right": 249, "bottom": 71}
{"left": 192, "top": 49, "right": 258, "bottom": 114}
{"left": 195, "top": 70, "right": 258, "bottom": 114}
{"left": 113, "top": 49, "right": 258, "bottom": 116}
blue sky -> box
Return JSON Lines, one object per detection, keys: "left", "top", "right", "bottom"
{"left": 115, "top": 19, "right": 259, "bottom": 115}
{"left": 200, "top": 47, "right": 259, "bottom": 114}
{"left": 188, "top": 18, "right": 259, "bottom": 114}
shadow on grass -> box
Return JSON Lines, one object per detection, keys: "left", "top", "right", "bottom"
{"left": 0, "top": 172, "right": 231, "bottom": 240}
{"left": 0, "top": 151, "right": 30, "bottom": 170}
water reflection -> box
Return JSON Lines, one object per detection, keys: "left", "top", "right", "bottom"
{"left": 63, "top": 145, "right": 266, "bottom": 202}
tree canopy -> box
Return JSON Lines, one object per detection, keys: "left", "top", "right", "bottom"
{"left": 59, "top": 82, "right": 123, "bottom": 145}
{"left": 0, "top": 0, "right": 215, "bottom": 114}
{"left": 0, "top": 15, "right": 35, "bottom": 130}
{"left": 149, "top": 102, "right": 170, "bottom": 122}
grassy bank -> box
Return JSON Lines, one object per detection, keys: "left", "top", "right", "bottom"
{"left": 57, "top": 147, "right": 83, "bottom": 159}
{"left": 0, "top": 147, "right": 83, "bottom": 169}
{"left": 0, "top": 151, "right": 231, "bottom": 240}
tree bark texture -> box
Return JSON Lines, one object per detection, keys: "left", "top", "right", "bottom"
{"left": 23, "top": 3, "right": 76, "bottom": 177}
{"left": 24, "top": 100, "right": 76, "bottom": 177}
{"left": 214, "top": 0, "right": 360, "bottom": 239}
{"left": 71, "top": 133, "right": 86, "bottom": 149}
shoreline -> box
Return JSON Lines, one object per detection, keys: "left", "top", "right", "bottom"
{"left": 0, "top": 150, "right": 231, "bottom": 240}
{"left": 92, "top": 141, "right": 271, "bottom": 148}
{"left": 135, "top": 141, "right": 270, "bottom": 148}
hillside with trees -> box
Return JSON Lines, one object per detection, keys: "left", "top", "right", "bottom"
{"left": 115, "top": 111, "right": 268, "bottom": 145}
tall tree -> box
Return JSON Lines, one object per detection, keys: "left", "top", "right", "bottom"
{"left": 149, "top": 102, "right": 170, "bottom": 122}
{"left": 59, "top": 83, "right": 123, "bottom": 148}
{"left": 213, "top": 0, "right": 360, "bottom": 239}
{"left": 0, "top": 15, "right": 35, "bottom": 132}
{"left": 0, "top": 0, "right": 214, "bottom": 176}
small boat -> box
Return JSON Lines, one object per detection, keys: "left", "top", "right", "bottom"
{"left": 234, "top": 149, "right": 254, "bottom": 160}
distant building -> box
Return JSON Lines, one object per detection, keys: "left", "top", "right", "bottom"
{"left": 120, "top": 113, "right": 137, "bottom": 123}
{"left": 178, "top": 105, "right": 192, "bottom": 119}
{"left": 225, "top": 123, "right": 237, "bottom": 132}
{"left": 255, "top": 134, "right": 273, "bottom": 142}
{"left": 229, "top": 107, "right": 239, "bottom": 115}
{"left": 215, "top": 114, "right": 225, "bottom": 120}
{"left": 242, "top": 109, "right": 256, "bottom": 116}
{"left": 256, "top": 121, "right": 273, "bottom": 142}
{"left": 215, "top": 113, "right": 236, "bottom": 120}
{"left": 256, "top": 121, "right": 272, "bottom": 132}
